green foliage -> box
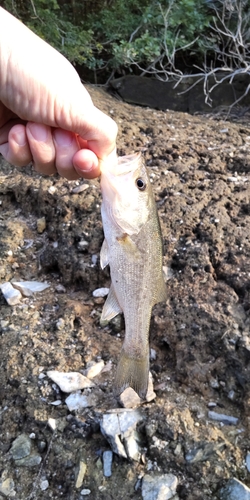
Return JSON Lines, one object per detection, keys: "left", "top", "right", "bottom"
{"left": 85, "top": 0, "right": 212, "bottom": 72}
{"left": 2, "top": 0, "right": 214, "bottom": 78}
{"left": 2, "top": 0, "right": 103, "bottom": 68}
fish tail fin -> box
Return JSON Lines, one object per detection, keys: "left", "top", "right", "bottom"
{"left": 113, "top": 347, "right": 149, "bottom": 399}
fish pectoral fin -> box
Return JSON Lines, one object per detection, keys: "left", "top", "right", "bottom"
{"left": 100, "top": 238, "right": 109, "bottom": 269}
{"left": 100, "top": 284, "right": 122, "bottom": 322}
{"left": 116, "top": 234, "right": 141, "bottom": 259}
{"left": 113, "top": 347, "right": 149, "bottom": 399}
{"left": 155, "top": 273, "right": 168, "bottom": 304}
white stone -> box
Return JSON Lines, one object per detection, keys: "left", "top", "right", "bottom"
{"left": 47, "top": 371, "right": 95, "bottom": 393}
{"left": 142, "top": 473, "right": 178, "bottom": 500}
{"left": 75, "top": 461, "right": 87, "bottom": 488}
{"left": 84, "top": 360, "right": 105, "bottom": 379}
{"left": 0, "top": 478, "right": 16, "bottom": 498}
{"left": 150, "top": 349, "right": 157, "bottom": 360}
{"left": 48, "top": 186, "right": 56, "bottom": 194}
{"left": 40, "top": 479, "right": 49, "bottom": 491}
{"left": 100, "top": 410, "right": 144, "bottom": 460}
{"left": 119, "top": 388, "right": 141, "bottom": 409}
{"left": 246, "top": 452, "right": 250, "bottom": 472}
{"left": 48, "top": 418, "right": 57, "bottom": 431}
{"left": 92, "top": 287, "right": 109, "bottom": 298}
{"left": 119, "top": 372, "right": 156, "bottom": 408}
{"left": 219, "top": 478, "right": 250, "bottom": 500}
{"left": 0, "top": 282, "right": 22, "bottom": 305}
{"left": 65, "top": 391, "right": 97, "bottom": 411}
{"left": 72, "top": 184, "right": 89, "bottom": 194}
{"left": 80, "top": 489, "right": 91, "bottom": 496}
{"left": 12, "top": 281, "right": 50, "bottom": 296}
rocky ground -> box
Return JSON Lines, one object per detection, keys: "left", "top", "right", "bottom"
{"left": 0, "top": 86, "right": 250, "bottom": 500}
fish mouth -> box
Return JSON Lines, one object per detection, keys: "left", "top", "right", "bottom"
{"left": 100, "top": 152, "right": 142, "bottom": 177}
{"left": 116, "top": 152, "right": 142, "bottom": 175}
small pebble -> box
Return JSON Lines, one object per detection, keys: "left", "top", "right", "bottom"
{"left": 119, "top": 388, "right": 141, "bottom": 408}
{"left": 92, "top": 287, "right": 109, "bottom": 298}
{"left": 145, "top": 422, "right": 158, "bottom": 438}
{"left": 219, "top": 478, "right": 250, "bottom": 500}
{"left": 65, "top": 391, "right": 97, "bottom": 411}
{"left": 119, "top": 372, "right": 156, "bottom": 408}
{"left": 78, "top": 240, "right": 89, "bottom": 250}
{"left": 37, "top": 217, "right": 46, "bottom": 233}
{"left": 208, "top": 411, "right": 239, "bottom": 425}
{"left": 150, "top": 348, "right": 157, "bottom": 360}
{"left": 185, "top": 442, "right": 225, "bottom": 463}
{"left": 246, "top": 452, "right": 250, "bottom": 472}
{"left": 11, "top": 434, "right": 31, "bottom": 460}
{"left": 48, "top": 185, "right": 57, "bottom": 195}
{"left": 80, "top": 489, "right": 91, "bottom": 496}
{"left": 15, "top": 454, "right": 42, "bottom": 467}
{"left": 84, "top": 360, "right": 105, "bottom": 379}
{"left": 40, "top": 479, "right": 49, "bottom": 491}
{"left": 0, "top": 282, "right": 22, "bottom": 306}
{"left": 37, "top": 441, "right": 46, "bottom": 453}
{"left": 0, "top": 320, "right": 9, "bottom": 328}
{"left": 48, "top": 418, "right": 57, "bottom": 431}
{"left": 75, "top": 461, "right": 87, "bottom": 489}
{"left": 142, "top": 473, "right": 178, "bottom": 500}
{"left": 174, "top": 443, "right": 182, "bottom": 456}
{"left": 56, "top": 318, "right": 65, "bottom": 330}
{"left": 0, "top": 478, "right": 16, "bottom": 498}
{"left": 71, "top": 183, "right": 89, "bottom": 194}
{"left": 12, "top": 280, "right": 50, "bottom": 296}
{"left": 103, "top": 450, "right": 113, "bottom": 477}
{"left": 55, "top": 284, "right": 66, "bottom": 293}
{"left": 47, "top": 371, "right": 95, "bottom": 393}
{"left": 91, "top": 254, "right": 98, "bottom": 265}
{"left": 228, "top": 390, "right": 236, "bottom": 401}
{"left": 210, "top": 378, "right": 220, "bottom": 389}
{"left": 100, "top": 410, "right": 143, "bottom": 460}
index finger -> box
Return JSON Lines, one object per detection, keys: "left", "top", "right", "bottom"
{"left": 73, "top": 105, "right": 118, "bottom": 160}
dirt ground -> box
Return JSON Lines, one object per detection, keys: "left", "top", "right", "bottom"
{"left": 0, "top": 86, "right": 250, "bottom": 500}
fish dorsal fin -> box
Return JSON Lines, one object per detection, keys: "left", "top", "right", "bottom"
{"left": 154, "top": 273, "right": 168, "bottom": 304}
{"left": 101, "top": 284, "right": 122, "bottom": 322}
{"left": 100, "top": 238, "right": 109, "bottom": 269}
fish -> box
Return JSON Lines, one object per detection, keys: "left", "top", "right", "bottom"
{"left": 100, "top": 152, "right": 167, "bottom": 398}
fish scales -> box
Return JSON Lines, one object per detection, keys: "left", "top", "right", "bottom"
{"left": 100, "top": 153, "right": 167, "bottom": 398}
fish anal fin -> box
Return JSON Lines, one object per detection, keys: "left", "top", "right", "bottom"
{"left": 100, "top": 238, "right": 109, "bottom": 269}
{"left": 113, "top": 347, "right": 149, "bottom": 399}
{"left": 100, "top": 284, "right": 122, "bottom": 322}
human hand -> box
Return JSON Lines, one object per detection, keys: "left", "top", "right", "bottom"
{"left": 0, "top": 8, "right": 117, "bottom": 180}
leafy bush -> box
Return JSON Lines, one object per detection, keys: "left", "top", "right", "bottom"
{"left": 6, "top": 0, "right": 246, "bottom": 82}
{"left": 85, "top": 0, "right": 212, "bottom": 74}
{"left": 2, "top": 0, "right": 103, "bottom": 68}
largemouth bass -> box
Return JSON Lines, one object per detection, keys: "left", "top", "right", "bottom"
{"left": 100, "top": 153, "right": 167, "bottom": 398}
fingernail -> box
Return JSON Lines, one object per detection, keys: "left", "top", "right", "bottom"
{"left": 13, "top": 135, "right": 27, "bottom": 147}
{"left": 75, "top": 161, "right": 94, "bottom": 173}
{"left": 29, "top": 123, "right": 48, "bottom": 141}
{"left": 54, "top": 129, "right": 74, "bottom": 147}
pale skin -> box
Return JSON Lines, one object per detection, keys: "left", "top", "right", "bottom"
{"left": 0, "top": 8, "right": 117, "bottom": 180}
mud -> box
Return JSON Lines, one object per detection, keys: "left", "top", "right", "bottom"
{"left": 0, "top": 86, "right": 249, "bottom": 499}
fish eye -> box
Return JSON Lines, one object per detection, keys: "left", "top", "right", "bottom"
{"left": 136, "top": 178, "right": 146, "bottom": 191}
